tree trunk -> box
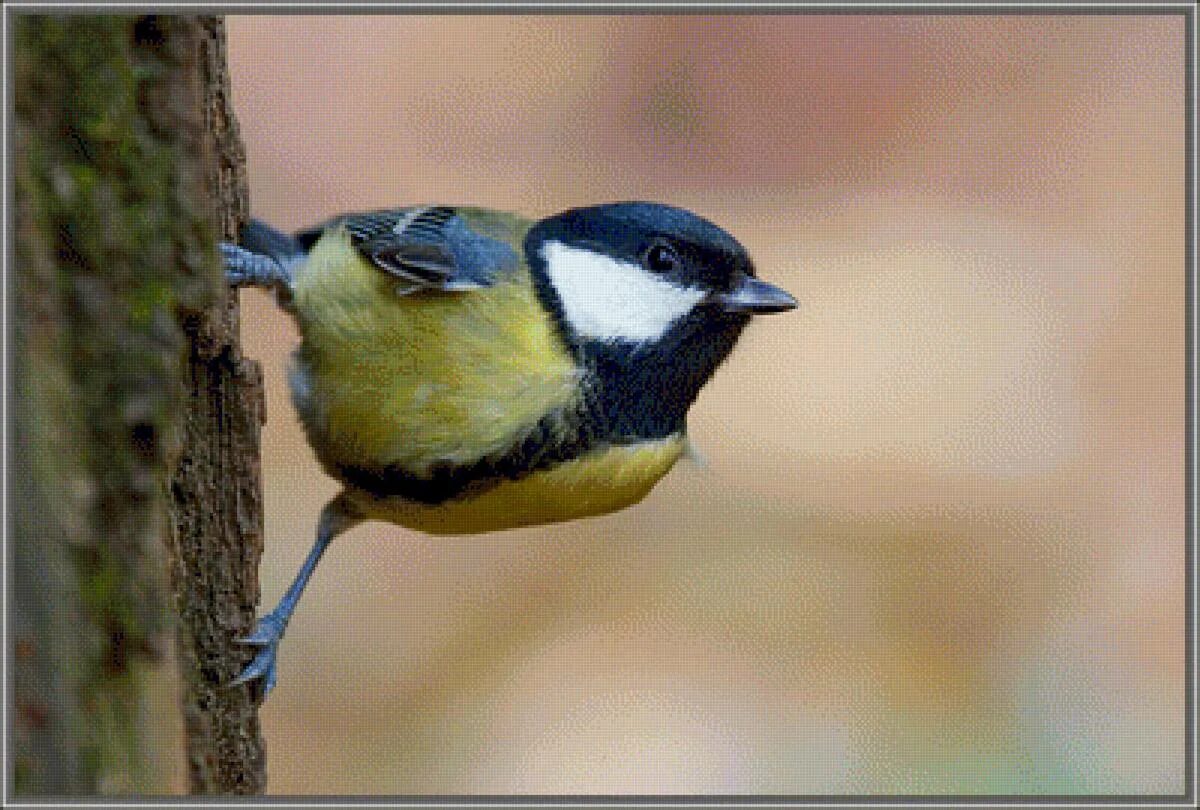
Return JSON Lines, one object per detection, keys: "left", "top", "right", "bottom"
{"left": 12, "top": 14, "right": 266, "bottom": 795}
{"left": 166, "top": 16, "right": 270, "bottom": 796}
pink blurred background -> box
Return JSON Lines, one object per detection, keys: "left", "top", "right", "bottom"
{"left": 222, "top": 14, "right": 1185, "bottom": 794}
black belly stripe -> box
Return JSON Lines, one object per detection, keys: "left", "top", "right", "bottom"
{"left": 334, "top": 402, "right": 603, "bottom": 505}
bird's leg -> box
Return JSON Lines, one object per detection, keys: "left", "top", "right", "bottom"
{"left": 230, "top": 495, "right": 361, "bottom": 696}
{"left": 220, "top": 242, "right": 293, "bottom": 293}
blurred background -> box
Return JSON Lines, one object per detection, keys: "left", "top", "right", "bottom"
{"left": 224, "top": 15, "right": 1184, "bottom": 794}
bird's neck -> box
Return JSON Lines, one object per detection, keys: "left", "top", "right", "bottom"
{"left": 579, "top": 318, "right": 744, "bottom": 442}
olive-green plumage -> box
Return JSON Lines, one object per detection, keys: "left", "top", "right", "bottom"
{"left": 292, "top": 213, "right": 576, "bottom": 477}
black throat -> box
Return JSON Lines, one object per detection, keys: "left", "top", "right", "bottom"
{"left": 579, "top": 319, "right": 744, "bottom": 441}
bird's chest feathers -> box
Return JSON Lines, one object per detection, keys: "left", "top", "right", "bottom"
{"left": 289, "top": 234, "right": 581, "bottom": 474}
{"left": 355, "top": 435, "right": 686, "bottom": 535}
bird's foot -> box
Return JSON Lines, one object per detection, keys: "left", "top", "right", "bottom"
{"left": 229, "top": 612, "right": 288, "bottom": 695}
{"left": 221, "top": 243, "right": 291, "bottom": 292}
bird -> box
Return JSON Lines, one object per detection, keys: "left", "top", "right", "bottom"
{"left": 220, "top": 201, "right": 797, "bottom": 696}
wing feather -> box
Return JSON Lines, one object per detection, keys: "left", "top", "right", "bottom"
{"left": 295, "top": 206, "right": 513, "bottom": 292}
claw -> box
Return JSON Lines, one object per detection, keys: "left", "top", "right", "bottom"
{"left": 264, "top": 658, "right": 277, "bottom": 695}
{"left": 221, "top": 242, "right": 291, "bottom": 291}
{"left": 238, "top": 612, "right": 287, "bottom": 646}
{"left": 228, "top": 641, "right": 280, "bottom": 695}
{"left": 228, "top": 612, "right": 287, "bottom": 694}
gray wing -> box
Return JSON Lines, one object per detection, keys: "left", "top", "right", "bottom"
{"left": 295, "top": 206, "right": 518, "bottom": 292}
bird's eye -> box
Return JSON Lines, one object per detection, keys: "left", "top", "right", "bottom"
{"left": 643, "top": 242, "right": 681, "bottom": 274}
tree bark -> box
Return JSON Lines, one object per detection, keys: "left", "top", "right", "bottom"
{"left": 11, "top": 14, "right": 266, "bottom": 795}
{"left": 166, "top": 16, "right": 269, "bottom": 796}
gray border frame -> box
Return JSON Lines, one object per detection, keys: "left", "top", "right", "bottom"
{"left": 2, "top": 2, "right": 1194, "bottom": 806}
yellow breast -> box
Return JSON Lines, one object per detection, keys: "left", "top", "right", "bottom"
{"left": 348, "top": 435, "right": 687, "bottom": 535}
{"left": 288, "top": 226, "right": 581, "bottom": 477}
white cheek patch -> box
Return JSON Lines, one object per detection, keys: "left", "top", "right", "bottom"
{"left": 540, "top": 240, "right": 706, "bottom": 343}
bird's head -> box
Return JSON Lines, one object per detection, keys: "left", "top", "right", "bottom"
{"left": 525, "top": 201, "right": 796, "bottom": 436}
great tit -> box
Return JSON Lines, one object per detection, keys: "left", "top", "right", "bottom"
{"left": 221, "top": 202, "right": 796, "bottom": 695}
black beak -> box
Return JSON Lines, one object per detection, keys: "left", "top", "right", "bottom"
{"left": 710, "top": 276, "right": 797, "bottom": 315}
